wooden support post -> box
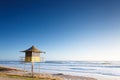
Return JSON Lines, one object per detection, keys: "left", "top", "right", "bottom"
{"left": 31, "top": 62, "right": 34, "bottom": 77}
{"left": 24, "top": 62, "right": 25, "bottom": 76}
{"left": 39, "top": 62, "right": 40, "bottom": 73}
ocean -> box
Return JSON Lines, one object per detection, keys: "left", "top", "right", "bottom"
{"left": 0, "top": 61, "right": 120, "bottom": 79}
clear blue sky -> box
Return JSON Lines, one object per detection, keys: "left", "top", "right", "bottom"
{"left": 0, "top": 0, "right": 120, "bottom": 61}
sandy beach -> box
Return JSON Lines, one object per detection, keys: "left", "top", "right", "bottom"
{"left": 0, "top": 65, "right": 97, "bottom": 80}
{"left": 1, "top": 0, "right": 120, "bottom": 79}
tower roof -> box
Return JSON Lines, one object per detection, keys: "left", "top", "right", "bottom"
{"left": 21, "top": 45, "right": 44, "bottom": 53}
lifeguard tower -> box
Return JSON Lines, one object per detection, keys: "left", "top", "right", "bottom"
{"left": 21, "top": 45, "right": 45, "bottom": 77}
{"left": 21, "top": 45, "right": 44, "bottom": 62}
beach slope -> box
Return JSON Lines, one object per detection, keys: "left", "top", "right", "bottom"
{"left": 0, "top": 66, "right": 97, "bottom": 80}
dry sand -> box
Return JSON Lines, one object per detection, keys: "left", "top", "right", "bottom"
{"left": 0, "top": 77, "right": 22, "bottom": 80}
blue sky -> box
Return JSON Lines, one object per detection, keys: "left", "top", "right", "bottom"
{"left": 0, "top": 0, "right": 120, "bottom": 61}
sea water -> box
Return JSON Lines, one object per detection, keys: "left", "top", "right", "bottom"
{"left": 0, "top": 61, "right": 120, "bottom": 79}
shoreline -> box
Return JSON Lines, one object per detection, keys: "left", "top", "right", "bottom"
{"left": 0, "top": 65, "right": 97, "bottom": 80}
{"left": 1, "top": 65, "right": 120, "bottom": 80}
